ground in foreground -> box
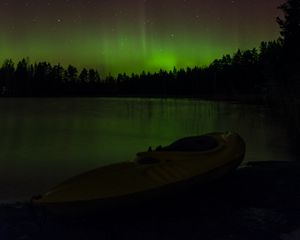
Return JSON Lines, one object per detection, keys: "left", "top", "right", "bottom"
{"left": 1, "top": 161, "right": 300, "bottom": 240}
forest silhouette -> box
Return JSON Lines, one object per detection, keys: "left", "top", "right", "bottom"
{"left": 0, "top": 0, "right": 299, "bottom": 104}
{"left": 0, "top": 42, "right": 281, "bottom": 100}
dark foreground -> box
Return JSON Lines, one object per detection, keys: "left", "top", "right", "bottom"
{"left": 1, "top": 161, "right": 300, "bottom": 240}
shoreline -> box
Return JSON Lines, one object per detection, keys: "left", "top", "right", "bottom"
{"left": 0, "top": 93, "right": 267, "bottom": 105}
{"left": 1, "top": 161, "right": 300, "bottom": 240}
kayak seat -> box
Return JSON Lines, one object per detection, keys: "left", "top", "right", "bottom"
{"left": 158, "top": 136, "right": 219, "bottom": 152}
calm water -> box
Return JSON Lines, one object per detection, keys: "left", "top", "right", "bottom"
{"left": 0, "top": 98, "right": 296, "bottom": 202}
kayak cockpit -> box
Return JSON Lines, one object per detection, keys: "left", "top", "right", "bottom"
{"left": 158, "top": 135, "right": 219, "bottom": 152}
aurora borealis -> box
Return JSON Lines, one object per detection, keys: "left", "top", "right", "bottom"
{"left": 0, "top": 0, "right": 284, "bottom": 76}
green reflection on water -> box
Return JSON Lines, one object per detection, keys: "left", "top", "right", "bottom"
{"left": 0, "top": 98, "right": 294, "bottom": 202}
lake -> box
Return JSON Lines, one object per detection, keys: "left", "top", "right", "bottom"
{"left": 0, "top": 97, "right": 297, "bottom": 203}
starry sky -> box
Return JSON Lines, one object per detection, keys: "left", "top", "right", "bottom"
{"left": 0, "top": 0, "right": 284, "bottom": 76}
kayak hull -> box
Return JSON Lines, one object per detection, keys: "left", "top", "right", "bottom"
{"left": 32, "top": 132, "right": 245, "bottom": 215}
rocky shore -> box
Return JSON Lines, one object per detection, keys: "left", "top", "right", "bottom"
{"left": 1, "top": 161, "right": 300, "bottom": 240}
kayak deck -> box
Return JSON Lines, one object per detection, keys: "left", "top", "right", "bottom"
{"left": 33, "top": 132, "right": 245, "bottom": 207}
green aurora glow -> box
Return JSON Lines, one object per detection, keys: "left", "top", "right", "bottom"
{"left": 0, "top": 0, "right": 283, "bottom": 76}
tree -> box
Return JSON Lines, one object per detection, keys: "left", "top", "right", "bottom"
{"left": 0, "top": 59, "right": 15, "bottom": 95}
{"left": 88, "top": 69, "right": 100, "bottom": 83}
{"left": 276, "top": 0, "right": 300, "bottom": 96}
{"left": 33, "top": 62, "right": 52, "bottom": 95}
{"left": 277, "top": 0, "right": 300, "bottom": 52}
{"left": 79, "top": 68, "right": 88, "bottom": 83}
{"left": 15, "top": 58, "right": 30, "bottom": 95}
{"left": 50, "top": 64, "right": 64, "bottom": 94}
{"left": 65, "top": 65, "right": 78, "bottom": 83}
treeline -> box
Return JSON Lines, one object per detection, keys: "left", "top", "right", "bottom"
{"left": 0, "top": 40, "right": 282, "bottom": 98}
{"left": 0, "top": 60, "right": 103, "bottom": 97}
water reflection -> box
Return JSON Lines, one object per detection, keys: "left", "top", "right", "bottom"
{"left": 0, "top": 98, "right": 296, "bottom": 202}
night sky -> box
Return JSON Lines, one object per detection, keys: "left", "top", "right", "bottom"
{"left": 0, "top": 0, "right": 284, "bottom": 76}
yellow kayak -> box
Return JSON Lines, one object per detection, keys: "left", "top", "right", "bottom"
{"left": 32, "top": 132, "right": 245, "bottom": 214}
